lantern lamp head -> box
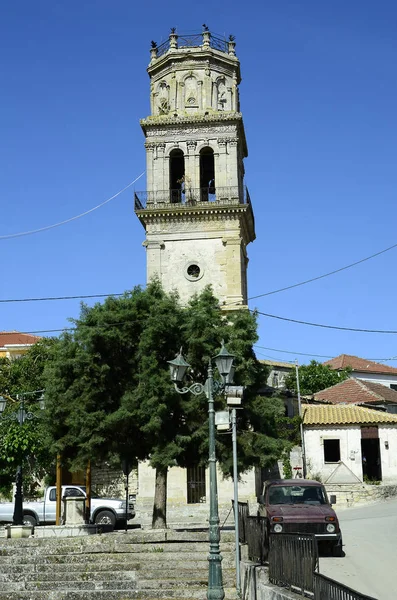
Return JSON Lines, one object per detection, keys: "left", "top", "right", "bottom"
{"left": 168, "top": 348, "right": 190, "bottom": 383}
{"left": 214, "top": 341, "right": 235, "bottom": 378}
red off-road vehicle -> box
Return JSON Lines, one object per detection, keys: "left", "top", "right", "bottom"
{"left": 257, "top": 479, "right": 343, "bottom": 556}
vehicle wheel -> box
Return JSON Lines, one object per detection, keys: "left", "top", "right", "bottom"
{"left": 23, "top": 514, "right": 37, "bottom": 527}
{"left": 94, "top": 510, "right": 116, "bottom": 529}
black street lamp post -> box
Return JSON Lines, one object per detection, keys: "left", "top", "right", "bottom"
{"left": 168, "top": 342, "right": 235, "bottom": 600}
{"left": 0, "top": 391, "right": 44, "bottom": 526}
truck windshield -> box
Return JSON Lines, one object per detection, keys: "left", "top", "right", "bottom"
{"left": 268, "top": 485, "right": 327, "bottom": 505}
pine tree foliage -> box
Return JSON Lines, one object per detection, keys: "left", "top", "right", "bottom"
{"left": 44, "top": 282, "right": 293, "bottom": 525}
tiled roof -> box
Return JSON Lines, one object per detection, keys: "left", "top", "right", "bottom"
{"left": 313, "top": 378, "right": 397, "bottom": 405}
{"left": 0, "top": 331, "right": 41, "bottom": 348}
{"left": 324, "top": 354, "right": 397, "bottom": 375}
{"left": 303, "top": 403, "right": 397, "bottom": 426}
{"left": 260, "top": 359, "right": 293, "bottom": 369}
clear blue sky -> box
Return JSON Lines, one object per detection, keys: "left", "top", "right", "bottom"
{"left": 1, "top": 1, "right": 397, "bottom": 365}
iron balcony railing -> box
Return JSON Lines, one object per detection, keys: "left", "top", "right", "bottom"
{"left": 156, "top": 33, "right": 229, "bottom": 58}
{"left": 134, "top": 186, "right": 251, "bottom": 211}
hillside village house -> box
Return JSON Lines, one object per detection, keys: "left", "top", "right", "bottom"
{"left": 324, "top": 354, "right": 397, "bottom": 389}
{"left": 313, "top": 377, "right": 397, "bottom": 414}
{"left": 303, "top": 403, "right": 397, "bottom": 486}
{"left": 0, "top": 332, "right": 40, "bottom": 360}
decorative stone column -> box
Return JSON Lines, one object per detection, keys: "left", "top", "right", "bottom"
{"left": 202, "top": 30, "right": 211, "bottom": 48}
{"left": 228, "top": 38, "right": 236, "bottom": 56}
{"left": 150, "top": 44, "right": 158, "bottom": 63}
{"left": 144, "top": 240, "right": 165, "bottom": 282}
{"left": 169, "top": 31, "right": 178, "bottom": 49}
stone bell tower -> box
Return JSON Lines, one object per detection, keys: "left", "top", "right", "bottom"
{"left": 134, "top": 28, "right": 255, "bottom": 308}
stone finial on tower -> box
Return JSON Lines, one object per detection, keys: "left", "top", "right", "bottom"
{"left": 169, "top": 28, "right": 178, "bottom": 49}
{"left": 202, "top": 24, "right": 210, "bottom": 48}
{"left": 150, "top": 40, "right": 157, "bottom": 62}
{"left": 228, "top": 35, "right": 236, "bottom": 56}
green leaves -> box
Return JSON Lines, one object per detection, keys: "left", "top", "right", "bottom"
{"left": 285, "top": 360, "right": 351, "bottom": 395}
{"left": 0, "top": 341, "right": 57, "bottom": 497}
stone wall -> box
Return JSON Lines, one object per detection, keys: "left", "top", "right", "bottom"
{"left": 91, "top": 464, "right": 138, "bottom": 499}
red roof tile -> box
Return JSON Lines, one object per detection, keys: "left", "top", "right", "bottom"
{"left": 324, "top": 354, "right": 397, "bottom": 375}
{"left": 313, "top": 378, "right": 397, "bottom": 405}
{"left": 0, "top": 331, "right": 41, "bottom": 348}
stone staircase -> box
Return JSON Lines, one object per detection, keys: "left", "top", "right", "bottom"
{"left": 0, "top": 529, "right": 238, "bottom": 599}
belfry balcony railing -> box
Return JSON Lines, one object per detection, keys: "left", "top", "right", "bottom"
{"left": 134, "top": 186, "right": 251, "bottom": 211}
{"left": 156, "top": 33, "right": 229, "bottom": 58}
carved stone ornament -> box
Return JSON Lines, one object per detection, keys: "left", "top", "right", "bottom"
{"left": 146, "top": 125, "right": 236, "bottom": 137}
{"left": 186, "top": 140, "right": 197, "bottom": 153}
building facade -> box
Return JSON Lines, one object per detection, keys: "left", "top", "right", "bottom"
{"left": 303, "top": 403, "right": 397, "bottom": 485}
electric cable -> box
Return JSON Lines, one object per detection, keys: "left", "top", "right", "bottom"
{"left": 0, "top": 172, "right": 145, "bottom": 240}
{"left": 253, "top": 345, "right": 396, "bottom": 363}
{"left": 249, "top": 241, "right": 397, "bottom": 300}
{"left": 255, "top": 310, "right": 397, "bottom": 334}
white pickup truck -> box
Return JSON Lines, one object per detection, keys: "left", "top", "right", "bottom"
{"left": 0, "top": 485, "right": 135, "bottom": 529}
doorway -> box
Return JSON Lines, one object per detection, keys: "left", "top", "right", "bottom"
{"left": 187, "top": 466, "right": 206, "bottom": 504}
{"left": 361, "top": 428, "right": 382, "bottom": 482}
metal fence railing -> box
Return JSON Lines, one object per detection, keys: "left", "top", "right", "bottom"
{"left": 313, "top": 573, "right": 377, "bottom": 600}
{"left": 246, "top": 515, "right": 268, "bottom": 564}
{"left": 233, "top": 500, "right": 249, "bottom": 544}
{"left": 268, "top": 534, "right": 318, "bottom": 596}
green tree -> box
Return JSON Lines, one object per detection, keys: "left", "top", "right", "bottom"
{"left": 0, "top": 339, "right": 57, "bottom": 498}
{"left": 44, "top": 282, "right": 291, "bottom": 527}
{"left": 285, "top": 360, "right": 351, "bottom": 395}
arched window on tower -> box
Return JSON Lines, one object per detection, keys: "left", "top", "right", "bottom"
{"left": 169, "top": 149, "right": 185, "bottom": 203}
{"left": 199, "top": 147, "right": 215, "bottom": 202}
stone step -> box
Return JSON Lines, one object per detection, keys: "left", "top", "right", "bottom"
{"left": 0, "top": 541, "right": 235, "bottom": 556}
{"left": 0, "top": 569, "right": 236, "bottom": 585}
{"left": 0, "top": 550, "right": 235, "bottom": 565}
{"left": 0, "top": 589, "right": 238, "bottom": 599}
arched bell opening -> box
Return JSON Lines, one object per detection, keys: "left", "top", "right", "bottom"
{"left": 199, "top": 147, "right": 215, "bottom": 202}
{"left": 169, "top": 149, "right": 185, "bottom": 203}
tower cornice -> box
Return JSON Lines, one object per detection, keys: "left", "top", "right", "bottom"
{"left": 140, "top": 113, "right": 248, "bottom": 158}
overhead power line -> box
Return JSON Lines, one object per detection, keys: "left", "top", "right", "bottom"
{"left": 254, "top": 345, "right": 335, "bottom": 359}
{"left": 0, "top": 293, "right": 125, "bottom": 304}
{"left": 0, "top": 172, "right": 145, "bottom": 240}
{"left": 256, "top": 310, "right": 397, "bottom": 334}
{"left": 249, "top": 240, "right": 397, "bottom": 300}
{"left": 253, "top": 344, "right": 396, "bottom": 362}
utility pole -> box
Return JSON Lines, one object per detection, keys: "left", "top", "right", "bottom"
{"left": 295, "top": 360, "right": 307, "bottom": 478}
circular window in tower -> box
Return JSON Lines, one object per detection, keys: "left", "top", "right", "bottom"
{"left": 185, "top": 262, "right": 204, "bottom": 282}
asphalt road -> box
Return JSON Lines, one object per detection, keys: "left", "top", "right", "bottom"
{"left": 319, "top": 498, "right": 397, "bottom": 600}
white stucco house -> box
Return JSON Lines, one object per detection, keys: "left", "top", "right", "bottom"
{"left": 303, "top": 403, "right": 397, "bottom": 485}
